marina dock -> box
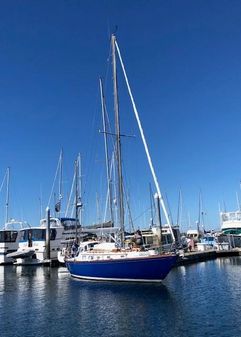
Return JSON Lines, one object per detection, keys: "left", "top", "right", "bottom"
{"left": 177, "top": 249, "right": 241, "bottom": 266}
{"left": 46, "top": 249, "right": 241, "bottom": 268}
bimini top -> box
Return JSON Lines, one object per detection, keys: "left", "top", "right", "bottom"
{"left": 186, "top": 229, "right": 199, "bottom": 235}
{"left": 39, "top": 217, "right": 78, "bottom": 228}
{"left": 1, "top": 220, "right": 29, "bottom": 231}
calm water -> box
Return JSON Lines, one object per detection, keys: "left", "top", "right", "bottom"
{"left": 0, "top": 257, "right": 241, "bottom": 337}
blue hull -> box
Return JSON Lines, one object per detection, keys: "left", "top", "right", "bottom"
{"left": 66, "top": 254, "right": 178, "bottom": 282}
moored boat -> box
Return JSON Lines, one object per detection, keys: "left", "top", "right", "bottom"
{"left": 7, "top": 217, "right": 78, "bottom": 265}
{"left": 66, "top": 241, "right": 177, "bottom": 282}
{"left": 0, "top": 168, "right": 27, "bottom": 264}
{"left": 217, "top": 210, "right": 241, "bottom": 248}
{"left": 65, "top": 35, "right": 178, "bottom": 282}
{"left": 0, "top": 220, "right": 26, "bottom": 264}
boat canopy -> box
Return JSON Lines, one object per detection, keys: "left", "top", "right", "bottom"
{"left": 40, "top": 217, "right": 80, "bottom": 230}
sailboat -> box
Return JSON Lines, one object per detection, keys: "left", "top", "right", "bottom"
{"left": 57, "top": 155, "right": 83, "bottom": 264}
{"left": 0, "top": 168, "right": 28, "bottom": 264}
{"left": 65, "top": 35, "right": 177, "bottom": 282}
{"left": 7, "top": 150, "right": 78, "bottom": 265}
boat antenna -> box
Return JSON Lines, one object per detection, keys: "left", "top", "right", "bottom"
{"left": 111, "top": 34, "right": 125, "bottom": 245}
{"left": 197, "top": 190, "right": 201, "bottom": 233}
{"left": 223, "top": 200, "right": 227, "bottom": 213}
{"left": 114, "top": 36, "right": 175, "bottom": 242}
{"left": 58, "top": 148, "right": 63, "bottom": 208}
{"left": 5, "top": 167, "right": 10, "bottom": 224}
{"left": 236, "top": 191, "right": 241, "bottom": 211}
{"left": 176, "top": 189, "right": 183, "bottom": 226}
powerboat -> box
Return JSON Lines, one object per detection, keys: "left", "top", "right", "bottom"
{"left": 0, "top": 220, "right": 26, "bottom": 264}
{"left": 7, "top": 217, "right": 78, "bottom": 265}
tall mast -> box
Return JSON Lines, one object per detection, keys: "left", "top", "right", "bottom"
{"left": 176, "top": 189, "right": 182, "bottom": 226}
{"left": 111, "top": 34, "right": 125, "bottom": 244}
{"left": 58, "top": 148, "right": 63, "bottom": 210}
{"left": 197, "top": 190, "right": 201, "bottom": 233}
{"left": 99, "top": 78, "right": 114, "bottom": 224}
{"left": 5, "top": 167, "right": 10, "bottom": 224}
{"left": 78, "top": 153, "right": 83, "bottom": 228}
{"left": 75, "top": 158, "right": 79, "bottom": 238}
{"left": 236, "top": 191, "right": 241, "bottom": 211}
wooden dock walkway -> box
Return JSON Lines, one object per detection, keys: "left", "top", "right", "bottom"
{"left": 177, "top": 249, "right": 241, "bottom": 266}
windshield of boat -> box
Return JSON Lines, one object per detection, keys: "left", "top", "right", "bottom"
{"left": 223, "top": 228, "right": 241, "bottom": 235}
{"left": 221, "top": 212, "right": 241, "bottom": 222}
{"left": 61, "top": 218, "right": 81, "bottom": 230}
{"left": 19, "top": 228, "right": 57, "bottom": 241}
{"left": 0, "top": 230, "right": 18, "bottom": 242}
{"left": 79, "top": 242, "right": 99, "bottom": 252}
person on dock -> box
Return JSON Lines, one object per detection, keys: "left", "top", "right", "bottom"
{"left": 187, "top": 238, "right": 194, "bottom": 252}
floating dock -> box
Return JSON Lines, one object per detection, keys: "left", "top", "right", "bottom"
{"left": 177, "top": 249, "right": 240, "bottom": 266}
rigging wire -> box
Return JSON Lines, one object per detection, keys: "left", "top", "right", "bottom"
{"left": 114, "top": 37, "right": 175, "bottom": 242}
{"left": 47, "top": 150, "right": 62, "bottom": 208}
{"left": 65, "top": 167, "right": 76, "bottom": 217}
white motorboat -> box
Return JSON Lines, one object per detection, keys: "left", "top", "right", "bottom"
{"left": 0, "top": 220, "right": 27, "bottom": 264}
{"left": 217, "top": 210, "right": 241, "bottom": 248}
{"left": 7, "top": 217, "right": 78, "bottom": 265}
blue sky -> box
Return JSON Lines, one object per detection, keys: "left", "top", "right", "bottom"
{"left": 0, "top": 0, "right": 241, "bottom": 231}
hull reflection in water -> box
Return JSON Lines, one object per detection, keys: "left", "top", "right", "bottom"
{"left": 2, "top": 258, "right": 241, "bottom": 337}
